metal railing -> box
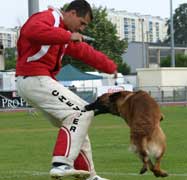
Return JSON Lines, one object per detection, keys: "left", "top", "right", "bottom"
{"left": 1, "top": 86, "right": 187, "bottom": 110}
{"left": 135, "top": 86, "right": 187, "bottom": 106}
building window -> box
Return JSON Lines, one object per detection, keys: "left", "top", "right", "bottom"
{"left": 149, "top": 21, "right": 153, "bottom": 32}
{"left": 155, "top": 22, "right": 160, "bottom": 40}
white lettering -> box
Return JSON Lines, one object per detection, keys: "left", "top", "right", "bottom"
{"left": 1, "top": 98, "right": 28, "bottom": 108}
{"left": 2, "top": 99, "right": 8, "bottom": 108}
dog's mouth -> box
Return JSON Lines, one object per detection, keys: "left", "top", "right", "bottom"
{"left": 85, "top": 103, "right": 110, "bottom": 114}
{"left": 85, "top": 104, "right": 95, "bottom": 111}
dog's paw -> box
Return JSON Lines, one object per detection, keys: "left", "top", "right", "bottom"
{"left": 139, "top": 167, "right": 148, "bottom": 174}
{"left": 153, "top": 169, "right": 168, "bottom": 177}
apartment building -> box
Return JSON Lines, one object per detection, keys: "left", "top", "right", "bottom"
{"left": 107, "top": 9, "right": 168, "bottom": 43}
{"left": 0, "top": 27, "right": 18, "bottom": 48}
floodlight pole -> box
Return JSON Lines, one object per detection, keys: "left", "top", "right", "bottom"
{"left": 170, "top": 0, "right": 175, "bottom": 67}
{"left": 28, "top": 0, "right": 39, "bottom": 17}
{"left": 140, "top": 18, "right": 146, "bottom": 68}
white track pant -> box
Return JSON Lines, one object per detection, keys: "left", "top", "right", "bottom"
{"left": 16, "top": 76, "right": 96, "bottom": 176}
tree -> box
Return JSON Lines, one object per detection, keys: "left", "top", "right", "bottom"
{"left": 117, "top": 60, "right": 130, "bottom": 75}
{"left": 4, "top": 48, "right": 16, "bottom": 70}
{"left": 165, "top": 3, "right": 187, "bottom": 45}
{"left": 161, "top": 53, "right": 187, "bottom": 67}
{"left": 62, "top": 6, "right": 129, "bottom": 74}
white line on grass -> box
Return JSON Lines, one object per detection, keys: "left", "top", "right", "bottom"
{"left": 1, "top": 170, "right": 187, "bottom": 179}
{"left": 100, "top": 171, "right": 187, "bottom": 177}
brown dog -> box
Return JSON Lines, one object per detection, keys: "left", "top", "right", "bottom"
{"left": 85, "top": 90, "right": 168, "bottom": 177}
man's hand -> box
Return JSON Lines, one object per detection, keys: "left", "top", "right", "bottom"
{"left": 70, "top": 32, "right": 83, "bottom": 42}
{"left": 113, "top": 70, "right": 118, "bottom": 79}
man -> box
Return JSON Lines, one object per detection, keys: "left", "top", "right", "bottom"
{"left": 16, "top": 0, "right": 117, "bottom": 179}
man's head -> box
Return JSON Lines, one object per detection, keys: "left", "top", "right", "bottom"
{"left": 63, "top": 0, "right": 93, "bottom": 32}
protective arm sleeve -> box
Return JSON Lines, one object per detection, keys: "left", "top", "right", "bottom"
{"left": 65, "top": 42, "right": 117, "bottom": 74}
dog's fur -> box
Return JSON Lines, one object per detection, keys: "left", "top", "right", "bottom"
{"left": 85, "top": 90, "right": 168, "bottom": 177}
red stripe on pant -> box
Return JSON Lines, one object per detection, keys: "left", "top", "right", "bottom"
{"left": 53, "top": 126, "right": 71, "bottom": 157}
{"left": 74, "top": 151, "right": 91, "bottom": 171}
{"left": 53, "top": 127, "right": 90, "bottom": 171}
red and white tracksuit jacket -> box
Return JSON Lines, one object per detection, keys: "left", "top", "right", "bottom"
{"left": 16, "top": 7, "right": 117, "bottom": 177}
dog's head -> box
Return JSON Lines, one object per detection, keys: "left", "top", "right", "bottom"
{"left": 85, "top": 93, "right": 112, "bottom": 115}
{"left": 85, "top": 91, "right": 130, "bottom": 116}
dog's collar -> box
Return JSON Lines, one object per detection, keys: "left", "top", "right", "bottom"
{"left": 123, "top": 92, "right": 134, "bottom": 104}
{"left": 118, "top": 92, "right": 134, "bottom": 120}
{"left": 118, "top": 92, "right": 133, "bottom": 116}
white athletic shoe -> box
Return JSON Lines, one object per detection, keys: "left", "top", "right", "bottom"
{"left": 86, "top": 175, "right": 110, "bottom": 180}
{"left": 50, "top": 165, "right": 90, "bottom": 180}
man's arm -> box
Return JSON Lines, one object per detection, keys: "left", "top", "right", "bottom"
{"left": 65, "top": 42, "right": 117, "bottom": 74}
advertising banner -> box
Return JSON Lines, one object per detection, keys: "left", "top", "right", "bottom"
{"left": 0, "top": 91, "right": 30, "bottom": 109}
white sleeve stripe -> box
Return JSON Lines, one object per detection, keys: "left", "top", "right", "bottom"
{"left": 27, "top": 45, "right": 50, "bottom": 62}
{"left": 52, "top": 10, "right": 60, "bottom": 27}
{"left": 27, "top": 10, "right": 61, "bottom": 62}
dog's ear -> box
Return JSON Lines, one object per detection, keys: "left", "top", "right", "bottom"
{"left": 109, "top": 92, "right": 122, "bottom": 102}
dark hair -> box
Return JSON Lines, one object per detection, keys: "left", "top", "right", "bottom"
{"left": 65, "top": 0, "right": 93, "bottom": 20}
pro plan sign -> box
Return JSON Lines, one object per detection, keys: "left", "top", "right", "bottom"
{"left": 0, "top": 91, "right": 29, "bottom": 108}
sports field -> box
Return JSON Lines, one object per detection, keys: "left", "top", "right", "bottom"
{"left": 0, "top": 106, "right": 187, "bottom": 180}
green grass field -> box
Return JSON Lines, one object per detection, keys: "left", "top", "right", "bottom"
{"left": 0, "top": 106, "right": 187, "bottom": 180}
